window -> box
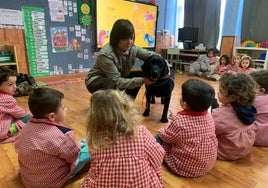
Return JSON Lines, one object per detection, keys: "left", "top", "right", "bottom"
{"left": 175, "top": 0, "right": 226, "bottom": 49}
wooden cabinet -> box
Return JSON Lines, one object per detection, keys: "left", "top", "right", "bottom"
{"left": 220, "top": 36, "right": 237, "bottom": 58}
{"left": 234, "top": 47, "right": 268, "bottom": 69}
{"left": 155, "top": 34, "right": 174, "bottom": 57}
{"left": 0, "top": 29, "right": 29, "bottom": 73}
{"left": 0, "top": 44, "right": 19, "bottom": 72}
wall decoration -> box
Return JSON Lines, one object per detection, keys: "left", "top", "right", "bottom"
{"left": 241, "top": 40, "right": 256, "bottom": 47}
{"left": 50, "top": 27, "right": 69, "bottom": 52}
{"left": 69, "top": 39, "right": 82, "bottom": 50}
{"left": 48, "top": 0, "right": 65, "bottom": 22}
{"left": 77, "top": 0, "right": 92, "bottom": 27}
{"left": 96, "top": 0, "right": 158, "bottom": 48}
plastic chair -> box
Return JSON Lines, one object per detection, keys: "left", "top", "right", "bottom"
{"left": 166, "top": 48, "right": 183, "bottom": 74}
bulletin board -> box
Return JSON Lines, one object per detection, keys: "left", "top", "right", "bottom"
{"left": 0, "top": 0, "right": 97, "bottom": 77}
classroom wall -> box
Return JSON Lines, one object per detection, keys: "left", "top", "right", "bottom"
{"left": 1, "top": 0, "right": 164, "bottom": 78}
{"left": 1, "top": 0, "right": 96, "bottom": 77}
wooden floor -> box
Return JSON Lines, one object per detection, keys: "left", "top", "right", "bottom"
{"left": 1, "top": 73, "right": 268, "bottom": 188}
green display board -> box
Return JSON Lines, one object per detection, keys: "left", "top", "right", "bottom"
{"left": 22, "top": 6, "right": 50, "bottom": 77}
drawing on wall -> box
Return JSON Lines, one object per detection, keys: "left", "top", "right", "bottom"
{"left": 50, "top": 27, "right": 68, "bottom": 52}
{"left": 48, "top": 0, "right": 65, "bottom": 22}
{"left": 69, "top": 39, "right": 82, "bottom": 50}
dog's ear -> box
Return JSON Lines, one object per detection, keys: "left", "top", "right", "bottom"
{"left": 160, "top": 58, "right": 170, "bottom": 77}
{"left": 141, "top": 55, "right": 154, "bottom": 77}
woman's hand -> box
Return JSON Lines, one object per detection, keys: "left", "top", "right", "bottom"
{"left": 142, "top": 77, "right": 155, "bottom": 85}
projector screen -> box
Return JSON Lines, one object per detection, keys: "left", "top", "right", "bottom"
{"left": 96, "top": 0, "right": 158, "bottom": 49}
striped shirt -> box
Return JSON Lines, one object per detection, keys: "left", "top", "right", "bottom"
{"left": 158, "top": 110, "right": 218, "bottom": 177}
{"left": 0, "top": 91, "right": 29, "bottom": 143}
{"left": 15, "top": 118, "right": 80, "bottom": 188}
{"left": 80, "top": 126, "right": 165, "bottom": 188}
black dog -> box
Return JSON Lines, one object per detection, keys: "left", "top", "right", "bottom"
{"left": 141, "top": 55, "right": 174, "bottom": 123}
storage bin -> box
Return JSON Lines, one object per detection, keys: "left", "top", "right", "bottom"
{"left": 0, "top": 54, "right": 13, "bottom": 63}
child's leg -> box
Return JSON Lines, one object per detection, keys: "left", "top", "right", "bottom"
{"left": 70, "top": 139, "right": 91, "bottom": 179}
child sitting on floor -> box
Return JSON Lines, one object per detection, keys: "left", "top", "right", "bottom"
{"left": 250, "top": 70, "right": 268, "bottom": 146}
{"left": 188, "top": 49, "right": 217, "bottom": 81}
{"left": 212, "top": 72, "right": 257, "bottom": 160}
{"left": 227, "top": 55, "right": 240, "bottom": 72}
{"left": 0, "top": 66, "right": 30, "bottom": 143}
{"left": 238, "top": 55, "right": 255, "bottom": 74}
{"left": 213, "top": 54, "right": 231, "bottom": 75}
{"left": 15, "top": 87, "right": 91, "bottom": 188}
{"left": 81, "top": 89, "right": 165, "bottom": 187}
{"left": 155, "top": 79, "right": 218, "bottom": 177}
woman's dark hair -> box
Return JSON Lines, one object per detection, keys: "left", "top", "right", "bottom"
{"left": 182, "top": 79, "right": 215, "bottom": 112}
{"left": 28, "top": 87, "right": 64, "bottom": 118}
{"left": 109, "top": 19, "right": 135, "bottom": 48}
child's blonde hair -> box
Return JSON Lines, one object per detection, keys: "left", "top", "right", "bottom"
{"left": 86, "top": 89, "right": 141, "bottom": 151}
{"left": 239, "top": 55, "right": 254, "bottom": 68}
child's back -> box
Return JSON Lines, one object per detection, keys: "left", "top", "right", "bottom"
{"left": 212, "top": 104, "right": 255, "bottom": 160}
{"left": 81, "top": 89, "right": 165, "bottom": 187}
{"left": 252, "top": 94, "right": 268, "bottom": 146}
{"left": 14, "top": 87, "right": 88, "bottom": 188}
{"left": 212, "top": 72, "right": 257, "bottom": 160}
{"left": 15, "top": 118, "right": 80, "bottom": 188}
{"left": 81, "top": 125, "right": 164, "bottom": 187}
{"left": 157, "top": 79, "right": 218, "bottom": 177}
{"left": 250, "top": 70, "right": 268, "bottom": 146}
{"left": 158, "top": 111, "right": 217, "bottom": 177}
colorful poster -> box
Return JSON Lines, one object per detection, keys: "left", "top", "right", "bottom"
{"left": 96, "top": 0, "right": 158, "bottom": 48}
{"left": 22, "top": 6, "right": 50, "bottom": 77}
{"left": 50, "top": 27, "right": 68, "bottom": 53}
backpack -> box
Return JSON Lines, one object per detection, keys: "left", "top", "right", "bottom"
{"left": 14, "top": 73, "right": 38, "bottom": 97}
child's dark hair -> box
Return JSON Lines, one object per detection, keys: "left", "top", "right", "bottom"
{"left": 182, "top": 79, "right": 215, "bottom": 112}
{"left": 110, "top": 19, "right": 135, "bottom": 49}
{"left": 0, "top": 66, "right": 17, "bottom": 85}
{"left": 250, "top": 70, "right": 268, "bottom": 94}
{"left": 219, "top": 72, "right": 256, "bottom": 106}
{"left": 207, "top": 48, "right": 218, "bottom": 56}
{"left": 28, "top": 87, "right": 64, "bottom": 118}
{"left": 219, "top": 54, "right": 231, "bottom": 65}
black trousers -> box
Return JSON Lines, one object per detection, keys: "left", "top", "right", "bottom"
{"left": 86, "top": 70, "right": 143, "bottom": 99}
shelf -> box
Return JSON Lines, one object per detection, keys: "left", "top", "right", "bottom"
{"left": 0, "top": 62, "right": 17, "bottom": 66}
{"left": 235, "top": 47, "right": 268, "bottom": 51}
{"left": 0, "top": 44, "right": 18, "bottom": 72}
{"left": 234, "top": 47, "right": 268, "bottom": 70}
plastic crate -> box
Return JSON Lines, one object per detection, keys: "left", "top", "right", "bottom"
{"left": 0, "top": 54, "right": 13, "bottom": 63}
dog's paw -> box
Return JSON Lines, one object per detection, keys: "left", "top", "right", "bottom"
{"left": 160, "top": 117, "right": 168, "bottom": 123}
{"left": 150, "top": 97, "right": 156, "bottom": 104}
{"left": 143, "top": 109, "right": 150, "bottom": 117}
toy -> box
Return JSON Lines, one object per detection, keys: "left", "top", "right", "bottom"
{"left": 241, "top": 40, "right": 256, "bottom": 47}
{"left": 9, "top": 123, "right": 18, "bottom": 136}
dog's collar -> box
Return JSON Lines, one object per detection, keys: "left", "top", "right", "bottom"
{"left": 149, "top": 77, "right": 173, "bottom": 87}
